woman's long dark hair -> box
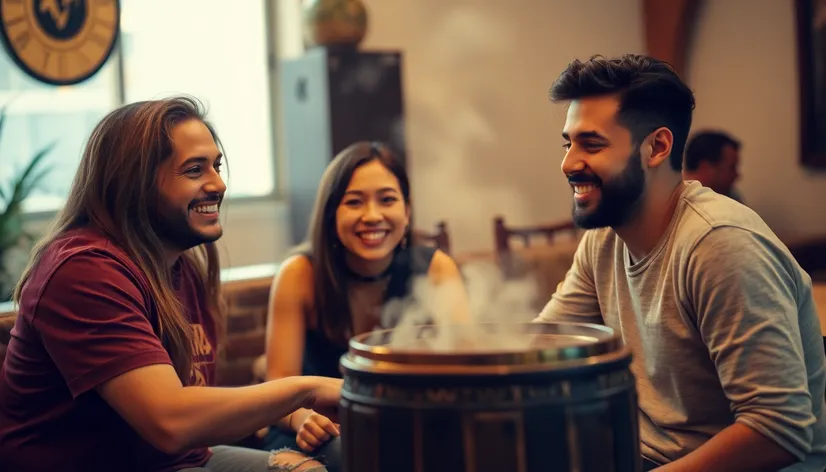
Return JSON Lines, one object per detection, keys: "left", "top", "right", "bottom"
{"left": 301, "top": 141, "right": 411, "bottom": 345}
{"left": 14, "top": 96, "right": 226, "bottom": 383}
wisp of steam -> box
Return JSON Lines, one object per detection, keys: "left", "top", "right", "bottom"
{"left": 368, "top": 260, "right": 542, "bottom": 353}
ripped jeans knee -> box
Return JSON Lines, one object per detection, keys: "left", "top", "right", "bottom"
{"left": 269, "top": 436, "right": 341, "bottom": 472}
{"left": 268, "top": 447, "right": 326, "bottom": 472}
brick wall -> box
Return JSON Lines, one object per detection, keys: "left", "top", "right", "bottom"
{"left": 219, "top": 276, "right": 272, "bottom": 386}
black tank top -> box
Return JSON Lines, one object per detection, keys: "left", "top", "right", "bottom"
{"left": 300, "top": 245, "right": 437, "bottom": 378}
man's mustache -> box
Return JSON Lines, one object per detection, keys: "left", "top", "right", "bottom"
{"left": 190, "top": 193, "right": 222, "bottom": 207}
{"left": 567, "top": 172, "right": 602, "bottom": 185}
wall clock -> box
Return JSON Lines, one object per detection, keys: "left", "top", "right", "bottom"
{"left": 0, "top": 0, "right": 120, "bottom": 86}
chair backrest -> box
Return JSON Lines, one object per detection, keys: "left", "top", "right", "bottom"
{"left": 493, "top": 215, "right": 580, "bottom": 257}
{"left": 412, "top": 220, "right": 451, "bottom": 254}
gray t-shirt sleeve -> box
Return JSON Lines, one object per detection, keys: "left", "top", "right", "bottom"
{"left": 686, "top": 226, "right": 816, "bottom": 460}
{"left": 535, "top": 231, "right": 603, "bottom": 324}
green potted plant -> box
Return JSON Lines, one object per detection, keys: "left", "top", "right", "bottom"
{"left": 0, "top": 102, "right": 54, "bottom": 301}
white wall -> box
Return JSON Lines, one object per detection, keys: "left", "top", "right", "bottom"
{"left": 688, "top": 0, "right": 826, "bottom": 239}
{"left": 213, "top": 199, "right": 291, "bottom": 268}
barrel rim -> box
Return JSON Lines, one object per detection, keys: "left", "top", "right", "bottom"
{"left": 340, "top": 343, "right": 632, "bottom": 376}
{"left": 342, "top": 321, "right": 626, "bottom": 375}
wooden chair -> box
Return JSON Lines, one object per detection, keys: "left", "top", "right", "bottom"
{"left": 413, "top": 220, "right": 451, "bottom": 253}
{"left": 491, "top": 216, "right": 582, "bottom": 307}
{"left": 493, "top": 215, "right": 580, "bottom": 257}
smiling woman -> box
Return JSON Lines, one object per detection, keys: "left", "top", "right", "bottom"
{"left": 335, "top": 158, "right": 412, "bottom": 278}
{"left": 260, "top": 141, "right": 465, "bottom": 469}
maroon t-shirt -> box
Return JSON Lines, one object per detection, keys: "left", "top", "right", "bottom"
{"left": 0, "top": 227, "right": 217, "bottom": 472}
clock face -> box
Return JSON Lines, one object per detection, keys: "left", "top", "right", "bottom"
{"left": 0, "top": 0, "right": 120, "bottom": 86}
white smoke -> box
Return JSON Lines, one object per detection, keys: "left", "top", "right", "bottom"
{"left": 368, "top": 260, "right": 541, "bottom": 352}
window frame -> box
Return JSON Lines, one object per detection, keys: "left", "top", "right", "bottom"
{"left": 17, "top": 0, "right": 283, "bottom": 222}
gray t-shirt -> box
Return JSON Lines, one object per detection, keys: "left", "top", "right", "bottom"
{"left": 536, "top": 181, "right": 826, "bottom": 470}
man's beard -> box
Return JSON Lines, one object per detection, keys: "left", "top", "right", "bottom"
{"left": 152, "top": 197, "right": 223, "bottom": 251}
{"left": 570, "top": 149, "right": 645, "bottom": 229}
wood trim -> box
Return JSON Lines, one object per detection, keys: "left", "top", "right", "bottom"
{"left": 493, "top": 216, "right": 579, "bottom": 255}
{"left": 641, "top": 0, "right": 702, "bottom": 77}
{"left": 794, "top": 0, "right": 826, "bottom": 168}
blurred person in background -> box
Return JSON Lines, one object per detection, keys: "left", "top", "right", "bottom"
{"left": 683, "top": 130, "right": 745, "bottom": 204}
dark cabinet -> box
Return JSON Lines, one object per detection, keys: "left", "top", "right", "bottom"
{"left": 279, "top": 49, "right": 407, "bottom": 244}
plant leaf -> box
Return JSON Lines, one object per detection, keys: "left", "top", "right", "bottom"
{"left": 21, "top": 231, "right": 37, "bottom": 244}
{"left": 15, "top": 166, "right": 52, "bottom": 204}
{"left": 0, "top": 94, "right": 20, "bottom": 145}
{"left": 0, "top": 213, "right": 22, "bottom": 252}
{"left": 6, "top": 141, "right": 55, "bottom": 209}
{"left": 0, "top": 139, "right": 54, "bottom": 252}
{"left": 0, "top": 103, "right": 7, "bottom": 144}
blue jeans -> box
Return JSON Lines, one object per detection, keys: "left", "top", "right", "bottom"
{"left": 261, "top": 428, "right": 341, "bottom": 472}
{"left": 177, "top": 445, "right": 327, "bottom": 471}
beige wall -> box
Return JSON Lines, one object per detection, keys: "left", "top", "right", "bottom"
{"left": 357, "top": 0, "right": 826, "bottom": 253}
{"left": 689, "top": 0, "right": 826, "bottom": 239}
{"left": 359, "top": 0, "right": 645, "bottom": 253}
{"left": 358, "top": 0, "right": 641, "bottom": 253}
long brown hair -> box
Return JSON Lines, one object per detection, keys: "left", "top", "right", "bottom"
{"left": 300, "top": 141, "right": 411, "bottom": 345}
{"left": 13, "top": 96, "right": 225, "bottom": 382}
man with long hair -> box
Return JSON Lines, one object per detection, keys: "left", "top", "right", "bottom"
{"left": 536, "top": 55, "right": 826, "bottom": 471}
{"left": 0, "top": 96, "right": 340, "bottom": 471}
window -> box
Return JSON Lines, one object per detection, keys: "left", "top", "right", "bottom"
{"left": 0, "top": 48, "right": 120, "bottom": 213}
{"left": 120, "top": 0, "right": 275, "bottom": 199}
{"left": 0, "top": 0, "right": 276, "bottom": 213}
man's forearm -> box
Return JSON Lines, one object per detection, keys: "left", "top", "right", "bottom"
{"left": 164, "top": 376, "right": 316, "bottom": 450}
{"left": 656, "top": 423, "right": 798, "bottom": 472}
